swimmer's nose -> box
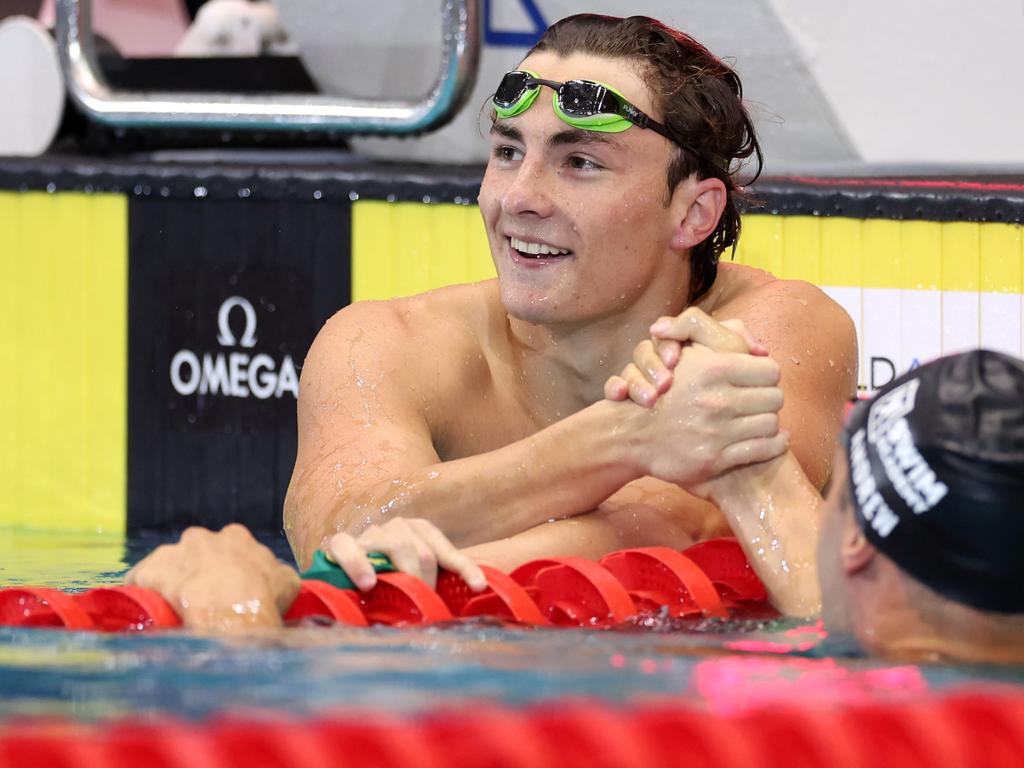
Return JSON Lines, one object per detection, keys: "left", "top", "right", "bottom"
{"left": 500, "top": 162, "right": 555, "bottom": 219}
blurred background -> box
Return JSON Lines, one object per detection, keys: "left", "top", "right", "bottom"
{"left": 2, "top": 0, "right": 1023, "bottom": 172}
{"left": 1, "top": 1, "right": 1022, "bottom": 536}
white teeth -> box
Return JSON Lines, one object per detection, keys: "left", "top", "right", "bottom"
{"left": 510, "top": 237, "right": 570, "bottom": 256}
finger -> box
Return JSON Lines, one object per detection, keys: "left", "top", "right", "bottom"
{"left": 360, "top": 523, "right": 433, "bottom": 586}
{"left": 730, "top": 386, "right": 785, "bottom": 416}
{"left": 723, "top": 354, "right": 781, "bottom": 387}
{"left": 274, "top": 563, "right": 302, "bottom": 613}
{"left": 716, "top": 431, "right": 790, "bottom": 471}
{"left": 179, "top": 526, "right": 213, "bottom": 548}
{"left": 726, "top": 412, "right": 781, "bottom": 443}
{"left": 410, "top": 535, "right": 439, "bottom": 589}
{"left": 219, "top": 522, "right": 256, "bottom": 542}
{"left": 412, "top": 520, "right": 487, "bottom": 592}
{"left": 720, "top": 319, "right": 768, "bottom": 356}
{"left": 623, "top": 363, "right": 659, "bottom": 407}
{"left": 649, "top": 308, "right": 748, "bottom": 353}
{"left": 123, "top": 542, "right": 174, "bottom": 585}
{"left": 634, "top": 340, "right": 673, "bottom": 393}
{"left": 327, "top": 532, "right": 378, "bottom": 592}
{"left": 604, "top": 375, "right": 629, "bottom": 401}
{"left": 655, "top": 338, "right": 681, "bottom": 368}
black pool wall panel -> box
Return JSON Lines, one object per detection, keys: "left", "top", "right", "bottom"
{"left": 126, "top": 195, "right": 350, "bottom": 531}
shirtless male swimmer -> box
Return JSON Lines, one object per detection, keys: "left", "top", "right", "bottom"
{"left": 125, "top": 14, "right": 857, "bottom": 631}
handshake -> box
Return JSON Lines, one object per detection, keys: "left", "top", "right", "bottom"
{"left": 126, "top": 307, "right": 792, "bottom": 632}
{"left": 604, "top": 306, "right": 787, "bottom": 494}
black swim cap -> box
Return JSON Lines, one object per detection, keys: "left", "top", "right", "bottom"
{"left": 841, "top": 349, "right": 1024, "bottom": 614}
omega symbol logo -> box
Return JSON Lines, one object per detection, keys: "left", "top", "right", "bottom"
{"left": 217, "top": 296, "right": 258, "bottom": 348}
{"left": 170, "top": 295, "right": 299, "bottom": 400}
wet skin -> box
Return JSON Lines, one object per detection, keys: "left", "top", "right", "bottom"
{"left": 126, "top": 51, "right": 857, "bottom": 631}
{"left": 281, "top": 51, "right": 858, "bottom": 574}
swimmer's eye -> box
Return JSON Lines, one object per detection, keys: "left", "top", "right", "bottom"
{"left": 566, "top": 155, "right": 604, "bottom": 172}
{"left": 492, "top": 145, "right": 523, "bottom": 163}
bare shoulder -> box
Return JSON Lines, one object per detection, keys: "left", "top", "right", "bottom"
{"left": 711, "top": 264, "right": 856, "bottom": 361}
{"left": 710, "top": 263, "right": 858, "bottom": 488}
{"left": 300, "top": 280, "right": 501, "bottom": 405}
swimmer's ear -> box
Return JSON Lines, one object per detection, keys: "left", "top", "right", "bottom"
{"left": 668, "top": 176, "right": 727, "bottom": 252}
{"left": 839, "top": 515, "right": 876, "bottom": 575}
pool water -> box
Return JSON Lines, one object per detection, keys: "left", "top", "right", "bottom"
{"left": 0, "top": 530, "right": 1021, "bottom": 723}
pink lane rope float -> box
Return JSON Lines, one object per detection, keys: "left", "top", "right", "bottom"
{"left": 0, "top": 538, "right": 774, "bottom": 631}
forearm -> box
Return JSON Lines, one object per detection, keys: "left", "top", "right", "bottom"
{"left": 463, "top": 515, "right": 629, "bottom": 573}
{"left": 463, "top": 478, "right": 716, "bottom": 572}
{"left": 288, "top": 399, "right": 645, "bottom": 567}
{"left": 706, "top": 451, "right": 823, "bottom": 617}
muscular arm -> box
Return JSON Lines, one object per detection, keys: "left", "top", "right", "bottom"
{"left": 285, "top": 294, "right": 785, "bottom": 570}
{"left": 284, "top": 300, "right": 646, "bottom": 568}
{"left": 284, "top": 296, "right": 700, "bottom": 573}
{"left": 464, "top": 477, "right": 721, "bottom": 572}
{"left": 703, "top": 451, "right": 824, "bottom": 617}
{"left": 463, "top": 280, "right": 858, "bottom": 572}
{"left": 719, "top": 279, "right": 858, "bottom": 490}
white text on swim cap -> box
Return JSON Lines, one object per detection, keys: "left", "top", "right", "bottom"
{"left": 866, "top": 379, "right": 948, "bottom": 515}
{"left": 849, "top": 428, "right": 901, "bottom": 538}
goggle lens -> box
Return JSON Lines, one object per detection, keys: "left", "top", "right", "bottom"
{"left": 494, "top": 71, "right": 533, "bottom": 109}
{"left": 558, "top": 80, "right": 614, "bottom": 118}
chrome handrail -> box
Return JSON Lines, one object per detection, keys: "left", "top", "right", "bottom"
{"left": 54, "top": 0, "right": 481, "bottom": 134}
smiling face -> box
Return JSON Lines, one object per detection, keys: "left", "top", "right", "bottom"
{"left": 478, "top": 51, "right": 695, "bottom": 328}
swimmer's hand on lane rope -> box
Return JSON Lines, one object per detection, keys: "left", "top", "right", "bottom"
{"left": 315, "top": 519, "right": 488, "bottom": 593}
{"left": 301, "top": 550, "right": 396, "bottom": 591}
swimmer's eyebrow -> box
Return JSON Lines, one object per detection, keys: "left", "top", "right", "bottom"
{"left": 547, "top": 127, "right": 624, "bottom": 151}
{"left": 489, "top": 122, "right": 623, "bottom": 151}
{"left": 489, "top": 122, "right": 524, "bottom": 143}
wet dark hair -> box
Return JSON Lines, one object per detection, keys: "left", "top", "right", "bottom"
{"left": 528, "top": 14, "right": 763, "bottom": 302}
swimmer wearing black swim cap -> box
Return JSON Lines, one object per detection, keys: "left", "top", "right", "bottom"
{"left": 705, "top": 349, "right": 1024, "bottom": 663}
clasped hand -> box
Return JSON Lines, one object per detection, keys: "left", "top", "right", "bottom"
{"left": 605, "top": 307, "right": 787, "bottom": 492}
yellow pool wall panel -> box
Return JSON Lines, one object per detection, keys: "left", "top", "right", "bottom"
{"left": 1, "top": 187, "right": 1022, "bottom": 535}
{"left": 353, "top": 205, "right": 1024, "bottom": 391}
{"left": 0, "top": 191, "right": 127, "bottom": 534}
{"left": 734, "top": 214, "right": 1024, "bottom": 389}
{"left": 352, "top": 200, "right": 495, "bottom": 301}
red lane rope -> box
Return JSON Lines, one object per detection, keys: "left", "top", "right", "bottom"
{"left": 3, "top": 693, "right": 1024, "bottom": 768}
{"left": 0, "top": 538, "right": 771, "bottom": 631}
{"left": 600, "top": 547, "right": 727, "bottom": 618}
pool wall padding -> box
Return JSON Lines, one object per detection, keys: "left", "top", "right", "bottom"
{"left": 0, "top": 157, "right": 1022, "bottom": 533}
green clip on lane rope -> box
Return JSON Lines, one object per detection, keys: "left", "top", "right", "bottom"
{"left": 300, "top": 550, "right": 396, "bottom": 590}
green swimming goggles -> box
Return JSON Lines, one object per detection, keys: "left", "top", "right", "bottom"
{"left": 492, "top": 69, "right": 676, "bottom": 141}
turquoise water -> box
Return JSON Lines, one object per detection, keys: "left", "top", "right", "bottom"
{"left": 0, "top": 530, "right": 1020, "bottom": 722}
